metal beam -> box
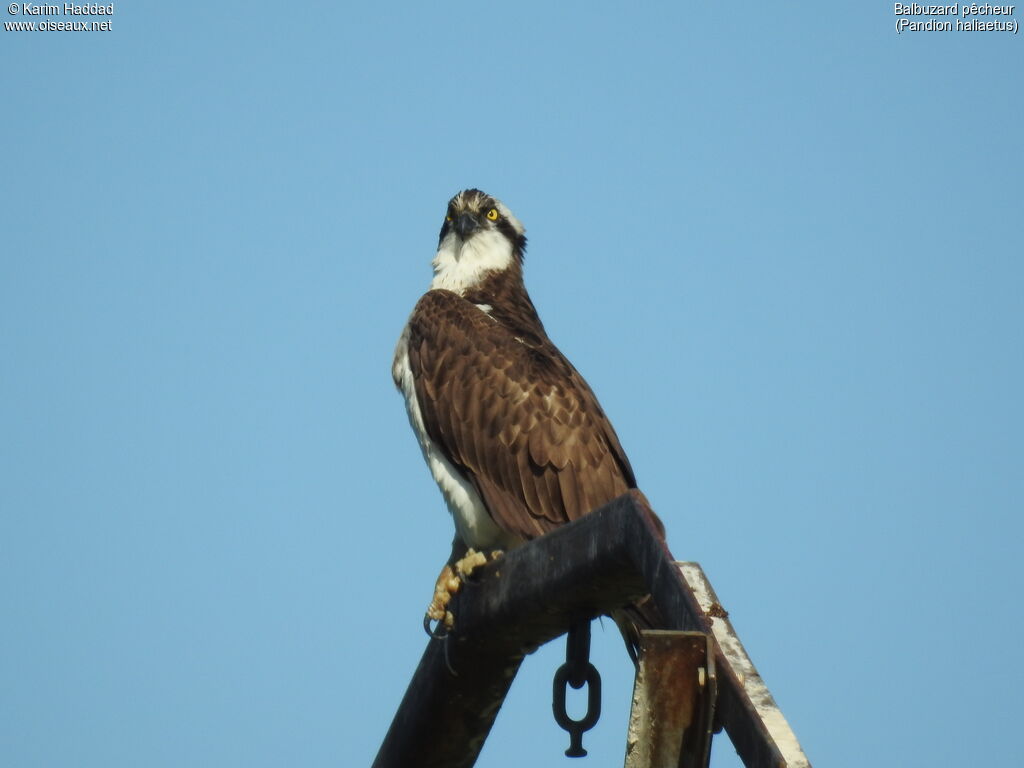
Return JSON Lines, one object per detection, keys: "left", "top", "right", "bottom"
{"left": 372, "top": 491, "right": 812, "bottom": 768}
{"left": 678, "top": 563, "right": 811, "bottom": 768}
{"left": 372, "top": 491, "right": 659, "bottom": 768}
{"left": 624, "top": 631, "right": 716, "bottom": 768}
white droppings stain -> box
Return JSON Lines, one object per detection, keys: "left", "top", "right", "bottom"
{"left": 677, "top": 562, "right": 811, "bottom": 767}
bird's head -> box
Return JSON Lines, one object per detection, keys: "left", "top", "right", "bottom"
{"left": 431, "top": 189, "right": 527, "bottom": 293}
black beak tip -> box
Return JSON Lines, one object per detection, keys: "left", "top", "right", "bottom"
{"left": 453, "top": 212, "right": 479, "bottom": 239}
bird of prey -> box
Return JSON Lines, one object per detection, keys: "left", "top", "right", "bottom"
{"left": 393, "top": 189, "right": 664, "bottom": 643}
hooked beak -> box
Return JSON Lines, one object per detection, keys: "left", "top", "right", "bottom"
{"left": 452, "top": 212, "right": 480, "bottom": 239}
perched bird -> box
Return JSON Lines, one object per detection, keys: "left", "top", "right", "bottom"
{"left": 392, "top": 189, "right": 664, "bottom": 648}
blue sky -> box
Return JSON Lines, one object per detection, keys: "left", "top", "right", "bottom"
{"left": 2, "top": 3, "right": 1021, "bottom": 766}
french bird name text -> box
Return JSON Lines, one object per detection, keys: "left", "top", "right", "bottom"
{"left": 894, "top": 3, "right": 1015, "bottom": 13}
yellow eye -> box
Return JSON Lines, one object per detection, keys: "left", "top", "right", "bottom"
{"left": 486, "top": 208, "right": 499, "bottom": 221}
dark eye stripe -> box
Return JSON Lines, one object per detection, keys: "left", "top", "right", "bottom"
{"left": 495, "top": 218, "right": 518, "bottom": 241}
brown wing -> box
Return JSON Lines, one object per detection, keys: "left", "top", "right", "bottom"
{"left": 406, "top": 289, "right": 636, "bottom": 540}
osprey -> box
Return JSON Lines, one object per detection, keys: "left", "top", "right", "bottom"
{"left": 393, "top": 189, "right": 664, "bottom": 638}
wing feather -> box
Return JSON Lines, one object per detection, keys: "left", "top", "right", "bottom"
{"left": 406, "top": 289, "right": 637, "bottom": 540}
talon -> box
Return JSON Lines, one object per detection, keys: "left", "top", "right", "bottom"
{"left": 424, "top": 550, "right": 500, "bottom": 636}
{"left": 423, "top": 613, "right": 448, "bottom": 639}
{"left": 427, "top": 599, "right": 446, "bottom": 621}
{"left": 426, "top": 563, "right": 461, "bottom": 632}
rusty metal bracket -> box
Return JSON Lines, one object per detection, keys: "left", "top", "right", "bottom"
{"left": 624, "top": 631, "right": 717, "bottom": 768}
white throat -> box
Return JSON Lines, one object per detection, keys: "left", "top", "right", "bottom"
{"left": 430, "top": 230, "right": 515, "bottom": 293}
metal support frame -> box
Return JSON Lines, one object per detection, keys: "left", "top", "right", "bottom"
{"left": 625, "top": 631, "right": 716, "bottom": 768}
{"left": 677, "top": 563, "right": 809, "bottom": 768}
{"left": 372, "top": 490, "right": 811, "bottom": 768}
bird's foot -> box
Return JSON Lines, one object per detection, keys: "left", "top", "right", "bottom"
{"left": 424, "top": 564, "right": 460, "bottom": 636}
{"left": 423, "top": 549, "right": 503, "bottom": 638}
{"left": 454, "top": 548, "right": 488, "bottom": 578}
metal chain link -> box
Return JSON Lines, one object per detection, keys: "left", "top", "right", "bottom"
{"left": 552, "top": 621, "right": 602, "bottom": 757}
